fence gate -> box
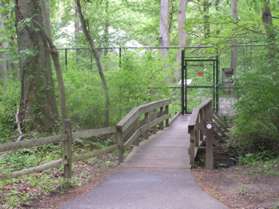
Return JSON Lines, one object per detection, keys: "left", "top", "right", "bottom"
{"left": 181, "top": 50, "right": 219, "bottom": 114}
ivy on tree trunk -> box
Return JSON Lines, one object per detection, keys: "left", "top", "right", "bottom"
{"left": 15, "top": 0, "right": 59, "bottom": 133}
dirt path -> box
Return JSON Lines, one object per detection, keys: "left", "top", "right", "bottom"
{"left": 58, "top": 116, "right": 227, "bottom": 209}
{"left": 193, "top": 167, "right": 279, "bottom": 209}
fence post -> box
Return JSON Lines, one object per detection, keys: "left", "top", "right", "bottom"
{"left": 116, "top": 127, "right": 124, "bottom": 164}
{"left": 63, "top": 119, "right": 73, "bottom": 181}
{"left": 165, "top": 104, "right": 169, "bottom": 127}
{"left": 118, "top": 47, "right": 122, "bottom": 68}
{"left": 64, "top": 48, "right": 68, "bottom": 70}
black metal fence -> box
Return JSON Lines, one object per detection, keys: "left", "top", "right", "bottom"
{"left": 0, "top": 44, "right": 268, "bottom": 125}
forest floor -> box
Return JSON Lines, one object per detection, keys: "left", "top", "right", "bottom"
{"left": 26, "top": 161, "right": 118, "bottom": 209}
{"left": 192, "top": 166, "right": 279, "bottom": 209}
{"left": 0, "top": 151, "right": 119, "bottom": 209}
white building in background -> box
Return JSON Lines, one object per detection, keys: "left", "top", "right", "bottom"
{"left": 55, "top": 22, "right": 143, "bottom": 49}
{"left": 178, "top": 79, "right": 192, "bottom": 86}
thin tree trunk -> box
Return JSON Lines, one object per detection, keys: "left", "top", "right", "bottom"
{"left": 230, "top": 0, "right": 238, "bottom": 75}
{"left": 15, "top": 0, "right": 59, "bottom": 133}
{"left": 168, "top": 0, "right": 175, "bottom": 35}
{"left": 176, "top": 0, "right": 188, "bottom": 81}
{"left": 76, "top": 0, "right": 110, "bottom": 126}
{"left": 160, "top": 0, "right": 169, "bottom": 56}
{"left": 203, "top": 0, "right": 210, "bottom": 38}
{"left": 74, "top": 2, "right": 81, "bottom": 63}
{"left": 0, "top": 15, "right": 7, "bottom": 85}
{"left": 34, "top": 23, "right": 68, "bottom": 123}
{"left": 262, "top": 0, "right": 277, "bottom": 64}
{"left": 104, "top": 0, "right": 109, "bottom": 55}
{"left": 74, "top": 2, "right": 80, "bottom": 45}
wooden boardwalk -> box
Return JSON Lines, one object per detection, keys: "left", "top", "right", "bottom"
{"left": 122, "top": 115, "right": 190, "bottom": 169}
{"left": 59, "top": 115, "right": 227, "bottom": 209}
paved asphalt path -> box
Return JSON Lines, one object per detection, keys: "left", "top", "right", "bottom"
{"left": 59, "top": 115, "right": 227, "bottom": 209}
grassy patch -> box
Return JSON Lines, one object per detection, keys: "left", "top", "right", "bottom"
{"left": 0, "top": 140, "right": 118, "bottom": 208}
{"left": 239, "top": 152, "right": 279, "bottom": 176}
{"left": 0, "top": 144, "right": 63, "bottom": 208}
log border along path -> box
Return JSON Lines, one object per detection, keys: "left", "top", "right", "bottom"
{"left": 59, "top": 115, "right": 227, "bottom": 209}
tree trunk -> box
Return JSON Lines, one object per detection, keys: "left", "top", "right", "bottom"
{"left": 175, "top": 0, "right": 188, "bottom": 81}
{"left": 74, "top": 2, "right": 81, "bottom": 63}
{"left": 15, "top": 0, "right": 59, "bottom": 133}
{"left": 203, "top": 0, "right": 210, "bottom": 38}
{"left": 76, "top": 0, "right": 110, "bottom": 126}
{"left": 74, "top": 2, "right": 80, "bottom": 45}
{"left": 160, "top": 0, "right": 169, "bottom": 56}
{"left": 230, "top": 0, "right": 238, "bottom": 75}
{"left": 104, "top": 0, "right": 109, "bottom": 55}
{"left": 0, "top": 11, "right": 7, "bottom": 85}
{"left": 168, "top": 0, "right": 175, "bottom": 35}
{"left": 262, "top": 0, "right": 277, "bottom": 64}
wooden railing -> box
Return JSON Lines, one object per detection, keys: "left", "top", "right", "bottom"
{"left": 0, "top": 124, "right": 116, "bottom": 180}
{"left": 116, "top": 99, "right": 171, "bottom": 162}
{"left": 188, "top": 99, "right": 214, "bottom": 169}
{"left": 0, "top": 99, "right": 172, "bottom": 181}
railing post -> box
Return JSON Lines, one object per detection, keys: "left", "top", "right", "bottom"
{"left": 63, "top": 119, "right": 73, "bottom": 181}
{"left": 143, "top": 112, "right": 149, "bottom": 139}
{"left": 205, "top": 124, "right": 214, "bottom": 169}
{"left": 197, "top": 113, "right": 201, "bottom": 147}
{"left": 159, "top": 106, "right": 164, "bottom": 129}
{"left": 205, "top": 101, "right": 214, "bottom": 169}
{"left": 116, "top": 127, "right": 124, "bottom": 164}
{"left": 165, "top": 104, "right": 169, "bottom": 127}
{"left": 188, "top": 126, "right": 195, "bottom": 167}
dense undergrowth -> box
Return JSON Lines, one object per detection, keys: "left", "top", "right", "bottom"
{"left": 0, "top": 52, "right": 176, "bottom": 141}
{"left": 232, "top": 49, "right": 279, "bottom": 157}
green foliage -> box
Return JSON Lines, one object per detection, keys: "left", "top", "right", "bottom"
{"left": 0, "top": 144, "right": 64, "bottom": 207}
{"left": 239, "top": 152, "right": 279, "bottom": 176}
{"left": 239, "top": 152, "right": 276, "bottom": 165}
{"left": 0, "top": 144, "right": 62, "bottom": 172}
{"left": 0, "top": 80, "right": 19, "bottom": 142}
{"left": 64, "top": 51, "right": 173, "bottom": 127}
{"left": 232, "top": 47, "right": 279, "bottom": 154}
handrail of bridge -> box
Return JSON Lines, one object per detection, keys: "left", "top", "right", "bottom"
{"left": 116, "top": 99, "right": 171, "bottom": 162}
{"left": 188, "top": 98, "right": 214, "bottom": 169}
{"left": 0, "top": 99, "right": 173, "bottom": 180}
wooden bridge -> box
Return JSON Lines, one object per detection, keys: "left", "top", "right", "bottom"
{"left": 0, "top": 99, "right": 228, "bottom": 208}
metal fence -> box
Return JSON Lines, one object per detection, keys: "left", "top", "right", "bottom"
{"left": 0, "top": 44, "right": 268, "bottom": 124}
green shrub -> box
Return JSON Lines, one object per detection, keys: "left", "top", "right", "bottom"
{"left": 0, "top": 80, "right": 19, "bottom": 142}
{"left": 232, "top": 50, "right": 279, "bottom": 154}
{"left": 0, "top": 52, "right": 175, "bottom": 141}
{"left": 63, "top": 51, "right": 172, "bottom": 128}
{"left": 239, "top": 152, "right": 279, "bottom": 176}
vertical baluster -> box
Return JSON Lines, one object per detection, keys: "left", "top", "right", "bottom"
{"left": 165, "top": 104, "right": 169, "bottom": 127}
